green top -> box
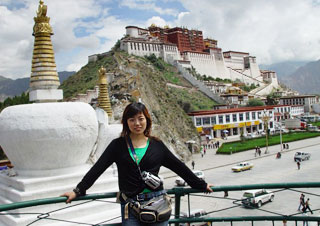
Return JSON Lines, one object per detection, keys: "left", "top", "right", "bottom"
{"left": 128, "top": 139, "right": 151, "bottom": 193}
{"left": 128, "top": 139, "right": 150, "bottom": 164}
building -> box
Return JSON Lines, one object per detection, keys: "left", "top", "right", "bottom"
{"left": 188, "top": 105, "right": 292, "bottom": 139}
{"left": 279, "top": 95, "right": 319, "bottom": 113}
{"left": 118, "top": 25, "right": 280, "bottom": 92}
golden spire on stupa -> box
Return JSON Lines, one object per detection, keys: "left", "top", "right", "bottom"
{"left": 29, "top": 0, "right": 60, "bottom": 91}
{"left": 98, "top": 66, "right": 112, "bottom": 117}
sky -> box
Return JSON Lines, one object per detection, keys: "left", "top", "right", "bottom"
{"left": 0, "top": 0, "right": 319, "bottom": 79}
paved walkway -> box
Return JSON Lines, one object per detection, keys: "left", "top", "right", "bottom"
{"left": 162, "top": 135, "right": 320, "bottom": 178}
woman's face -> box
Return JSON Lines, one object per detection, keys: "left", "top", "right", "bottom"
{"left": 127, "top": 112, "right": 147, "bottom": 136}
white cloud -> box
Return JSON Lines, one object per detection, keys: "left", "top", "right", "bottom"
{"left": 176, "top": 0, "right": 320, "bottom": 64}
{"left": 1, "top": 0, "right": 320, "bottom": 80}
{"left": 119, "top": 0, "right": 178, "bottom": 16}
{"left": 0, "top": 0, "right": 123, "bottom": 79}
{"left": 145, "top": 16, "right": 168, "bottom": 27}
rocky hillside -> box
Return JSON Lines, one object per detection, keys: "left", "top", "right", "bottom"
{"left": 60, "top": 48, "right": 217, "bottom": 160}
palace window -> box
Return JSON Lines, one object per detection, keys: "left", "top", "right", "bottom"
{"left": 232, "top": 114, "right": 237, "bottom": 122}
{"left": 252, "top": 112, "right": 256, "bottom": 120}
{"left": 196, "top": 118, "right": 202, "bottom": 126}
{"left": 226, "top": 115, "right": 230, "bottom": 123}
{"left": 203, "top": 117, "right": 210, "bottom": 125}
{"left": 239, "top": 113, "right": 244, "bottom": 121}
{"left": 246, "top": 112, "right": 250, "bottom": 120}
{"left": 269, "top": 121, "right": 273, "bottom": 129}
{"left": 218, "top": 115, "right": 223, "bottom": 124}
{"left": 211, "top": 116, "right": 216, "bottom": 125}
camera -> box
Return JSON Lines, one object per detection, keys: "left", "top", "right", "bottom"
{"left": 141, "top": 171, "right": 162, "bottom": 190}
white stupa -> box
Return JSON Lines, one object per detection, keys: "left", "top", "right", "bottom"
{"left": 0, "top": 1, "right": 122, "bottom": 225}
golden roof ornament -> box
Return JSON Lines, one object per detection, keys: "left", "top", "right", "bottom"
{"left": 98, "top": 66, "right": 112, "bottom": 117}
{"left": 33, "top": 0, "right": 52, "bottom": 35}
{"left": 29, "top": 0, "right": 61, "bottom": 96}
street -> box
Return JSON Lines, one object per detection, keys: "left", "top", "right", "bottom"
{"left": 161, "top": 136, "right": 320, "bottom": 226}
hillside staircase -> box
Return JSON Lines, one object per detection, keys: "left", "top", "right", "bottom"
{"left": 228, "top": 67, "right": 264, "bottom": 85}
{"left": 173, "top": 61, "right": 225, "bottom": 104}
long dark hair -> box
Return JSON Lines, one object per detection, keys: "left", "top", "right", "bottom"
{"left": 121, "top": 102, "right": 152, "bottom": 137}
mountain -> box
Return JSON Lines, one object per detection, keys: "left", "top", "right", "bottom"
{"left": 0, "top": 71, "right": 75, "bottom": 101}
{"left": 60, "top": 48, "right": 218, "bottom": 159}
{"left": 259, "top": 61, "right": 308, "bottom": 79}
{"left": 281, "top": 60, "right": 320, "bottom": 94}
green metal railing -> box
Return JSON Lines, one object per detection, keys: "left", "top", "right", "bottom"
{"left": 0, "top": 182, "right": 319, "bottom": 225}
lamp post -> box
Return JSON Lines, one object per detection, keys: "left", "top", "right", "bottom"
{"left": 279, "top": 114, "right": 283, "bottom": 152}
{"left": 262, "top": 109, "right": 271, "bottom": 154}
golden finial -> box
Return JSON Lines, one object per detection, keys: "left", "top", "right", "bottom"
{"left": 33, "top": 0, "right": 52, "bottom": 35}
{"left": 36, "top": 0, "right": 47, "bottom": 17}
{"left": 98, "top": 66, "right": 112, "bottom": 117}
{"left": 164, "top": 25, "right": 169, "bottom": 29}
{"left": 150, "top": 23, "right": 156, "bottom": 27}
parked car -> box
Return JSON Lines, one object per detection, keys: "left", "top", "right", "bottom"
{"left": 294, "top": 152, "right": 311, "bottom": 162}
{"left": 175, "top": 170, "right": 205, "bottom": 186}
{"left": 241, "top": 189, "right": 275, "bottom": 208}
{"left": 231, "top": 162, "right": 254, "bottom": 172}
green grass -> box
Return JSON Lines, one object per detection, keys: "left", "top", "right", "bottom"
{"left": 163, "top": 71, "right": 181, "bottom": 85}
{"left": 167, "top": 87, "right": 217, "bottom": 112}
{"left": 217, "top": 132, "right": 320, "bottom": 154}
{"left": 311, "top": 121, "right": 320, "bottom": 127}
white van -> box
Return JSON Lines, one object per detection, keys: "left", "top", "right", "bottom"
{"left": 241, "top": 189, "right": 275, "bottom": 208}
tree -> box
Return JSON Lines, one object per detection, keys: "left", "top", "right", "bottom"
{"left": 247, "top": 98, "right": 264, "bottom": 107}
{"left": 266, "top": 94, "right": 279, "bottom": 105}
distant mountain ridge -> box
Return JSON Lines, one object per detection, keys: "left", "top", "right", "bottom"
{"left": 281, "top": 60, "right": 320, "bottom": 94}
{"left": 0, "top": 71, "right": 75, "bottom": 101}
{"left": 260, "top": 60, "right": 320, "bottom": 95}
{"left": 259, "top": 61, "right": 308, "bottom": 79}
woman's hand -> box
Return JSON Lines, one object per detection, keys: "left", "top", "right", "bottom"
{"left": 60, "top": 191, "right": 77, "bottom": 203}
{"left": 205, "top": 184, "right": 214, "bottom": 193}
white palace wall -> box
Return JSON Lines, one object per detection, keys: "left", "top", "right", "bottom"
{"left": 182, "top": 52, "right": 218, "bottom": 78}
{"left": 214, "top": 53, "right": 230, "bottom": 79}
{"left": 119, "top": 31, "right": 275, "bottom": 88}
{"left": 120, "top": 41, "right": 180, "bottom": 62}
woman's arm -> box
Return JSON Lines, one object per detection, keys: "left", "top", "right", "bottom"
{"left": 161, "top": 142, "right": 212, "bottom": 191}
{"left": 61, "top": 139, "right": 118, "bottom": 202}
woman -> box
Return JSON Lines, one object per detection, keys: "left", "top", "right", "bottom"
{"left": 61, "top": 102, "right": 213, "bottom": 225}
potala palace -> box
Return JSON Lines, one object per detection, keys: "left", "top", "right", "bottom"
{"left": 114, "top": 25, "right": 279, "bottom": 96}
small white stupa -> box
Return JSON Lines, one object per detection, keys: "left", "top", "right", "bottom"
{"left": 0, "top": 1, "right": 122, "bottom": 225}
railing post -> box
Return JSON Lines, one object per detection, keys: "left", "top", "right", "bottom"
{"left": 174, "top": 188, "right": 183, "bottom": 226}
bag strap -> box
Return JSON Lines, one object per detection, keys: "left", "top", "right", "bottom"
{"left": 127, "top": 136, "right": 143, "bottom": 175}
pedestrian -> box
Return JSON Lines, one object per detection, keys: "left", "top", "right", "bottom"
{"left": 283, "top": 143, "right": 286, "bottom": 150}
{"left": 204, "top": 147, "right": 206, "bottom": 155}
{"left": 297, "top": 161, "right": 301, "bottom": 170}
{"left": 61, "top": 102, "right": 213, "bottom": 226}
{"left": 305, "top": 198, "right": 313, "bottom": 214}
{"left": 298, "top": 193, "right": 305, "bottom": 211}
{"left": 258, "top": 147, "right": 261, "bottom": 156}
{"left": 286, "top": 143, "right": 289, "bottom": 149}
{"left": 192, "top": 160, "right": 195, "bottom": 170}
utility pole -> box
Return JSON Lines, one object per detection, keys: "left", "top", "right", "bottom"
{"left": 262, "top": 109, "right": 271, "bottom": 154}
